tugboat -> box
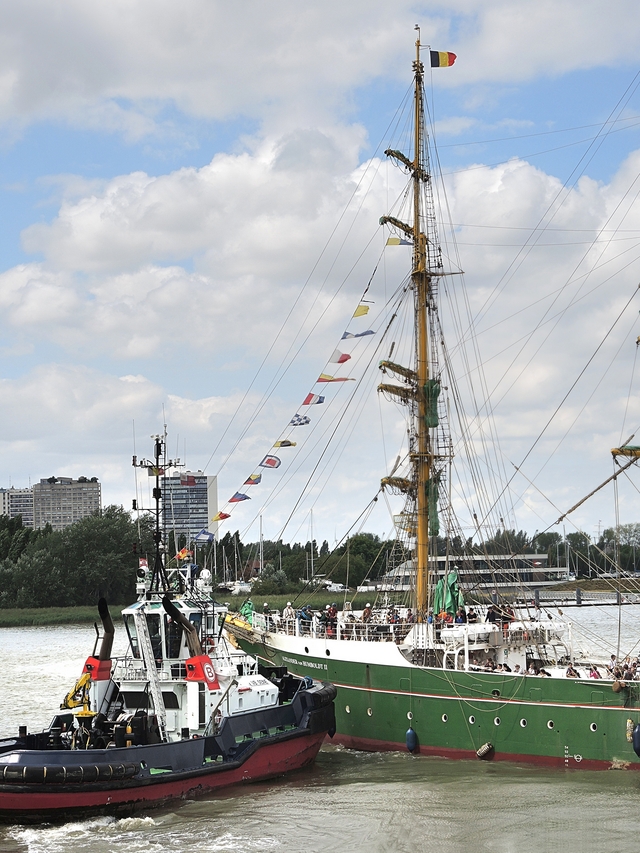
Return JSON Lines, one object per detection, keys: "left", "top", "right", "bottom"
{"left": 0, "top": 436, "right": 336, "bottom": 824}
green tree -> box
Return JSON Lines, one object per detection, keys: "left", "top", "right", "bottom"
{"left": 0, "top": 506, "right": 153, "bottom": 608}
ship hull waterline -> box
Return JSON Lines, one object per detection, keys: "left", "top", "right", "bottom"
{"left": 236, "top": 635, "right": 640, "bottom": 771}
{"left": 0, "top": 729, "right": 326, "bottom": 823}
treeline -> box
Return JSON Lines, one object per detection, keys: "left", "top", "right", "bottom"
{"left": 200, "top": 531, "right": 400, "bottom": 596}
{"left": 208, "top": 525, "right": 640, "bottom": 593}
{"left": 2, "top": 510, "right": 637, "bottom": 609}
{"left": 0, "top": 507, "right": 153, "bottom": 608}
{"left": 442, "top": 526, "right": 640, "bottom": 578}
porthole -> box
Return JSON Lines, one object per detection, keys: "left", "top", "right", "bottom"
{"left": 590, "top": 723, "right": 597, "bottom": 732}
{"left": 304, "top": 647, "right": 309, "bottom": 654}
{"left": 547, "top": 721, "right": 554, "bottom": 729}
{"left": 326, "top": 649, "right": 331, "bottom": 656}
{"left": 345, "top": 705, "right": 350, "bottom": 714}
{"left": 367, "top": 708, "right": 373, "bottom": 717}
{"left": 491, "top": 689, "right": 501, "bottom": 698}
{"left": 494, "top": 717, "right": 501, "bottom": 726}
{"left": 442, "top": 714, "right": 448, "bottom": 723}
{"left": 468, "top": 715, "right": 475, "bottom": 724}
{"left": 407, "top": 711, "right": 413, "bottom": 721}
{"left": 520, "top": 719, "right": 527, "bottom": 728}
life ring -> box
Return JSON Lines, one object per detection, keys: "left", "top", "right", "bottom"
{"left": 203, "top": 635, "right": 216, "bottom": 653}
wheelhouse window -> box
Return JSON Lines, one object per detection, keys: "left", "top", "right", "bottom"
{"left": 164, "top": 615, "right": 183, "bottom": 659}
{"left": 123, "top": 614, "right": 140, "bottom": 659}
{"left": 147, "top": 614, "right": 162, "bottom": 661}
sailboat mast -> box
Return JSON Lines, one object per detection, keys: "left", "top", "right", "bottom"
{"left": 412, "top": 37, "right": 430, "bottom": 619}
{"left": 380, "top": 35, "right": 443, "bottom": 621}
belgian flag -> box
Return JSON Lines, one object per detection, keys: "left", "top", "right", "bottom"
{"left": 430, "top": 51, "right": 456, "bottom": 68}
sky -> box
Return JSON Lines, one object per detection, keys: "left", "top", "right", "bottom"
{"left": 2, "top": 0, "right": 640, "bottom": 548}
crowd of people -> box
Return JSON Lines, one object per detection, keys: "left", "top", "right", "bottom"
{"left": 256, "top": 601, "right": 639, "bottom": 679}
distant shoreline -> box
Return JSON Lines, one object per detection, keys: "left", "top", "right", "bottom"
{"left": 0, "top": 606, "right": 128, "bottom": 628}
{"left": 0, "top": 582, "right": 632, "bottom": 628}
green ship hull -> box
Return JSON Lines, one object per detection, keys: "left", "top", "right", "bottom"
{"left": 234, "top": 632, "right": 640, "bottom": 770}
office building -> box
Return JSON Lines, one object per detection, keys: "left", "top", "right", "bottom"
{"left": 162, "top": 471, "right": 218, "bottom": 544}
{"left": 0, "top": 487, "right": 35, "bottom": 527}
{"left": 32, "top": 477, "right": 102, "bottom": 531}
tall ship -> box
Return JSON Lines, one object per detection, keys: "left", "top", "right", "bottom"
{"left": 0, "top": 435, "right": 336, "bottom": 823}
{"left": 226, "top": 36, "right": 640, "bottom": 770}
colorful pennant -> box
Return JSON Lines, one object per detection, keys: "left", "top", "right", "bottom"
{"left": 342, "top": 330, "right": 375, "bottom": 340}
{"left": 302, "top": 393, "right": 325, "bottom": 405}
{"left": 317, "top": 374, "right": 354, "bottom": 383}
{"left": 259, "top": 455, "right": 282, "bottom": 469}
{"left": 244, "top": 473, "right": 262, "bottom": 485}
{"left": 148, "top": 467, "right": 165, "bottom": 476}
{"left": 180, "top": 473, "right": 197, "bottom": 486}
{"left": 195, "top": 529, "right": 215, "bottom": 542}
{"left": 386, "top": 236, "right": 411, "bottom": 246}
{"left": 216, "top": 294, "right": 379, "bottom": 525}
{"left": 290, "top": 414, "right": 311, "bottom": 426}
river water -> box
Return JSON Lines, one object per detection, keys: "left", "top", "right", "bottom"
{"left": 1, "top": 607, "right": 640, "bottom": 852}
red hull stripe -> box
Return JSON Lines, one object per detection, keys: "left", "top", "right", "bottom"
{"left": 330, "top": 733, "right": 640, "bottom": 771}
{"left": 0, "top": 732, "right": 325, "bottom": 816}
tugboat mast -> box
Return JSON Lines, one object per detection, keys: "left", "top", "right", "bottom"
{"left": 132, "top": 430, "right": 181, "bottom": 595}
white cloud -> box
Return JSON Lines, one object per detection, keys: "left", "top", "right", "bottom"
{"left": 0, "top": 2, "right": 637, "bottom": 136}
{"left": 1, "top": 2, "right": 640, "bottom": 542}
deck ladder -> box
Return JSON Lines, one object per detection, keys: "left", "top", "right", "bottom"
{"left": 133, "top": 608, "right": 168, "bottom": 741}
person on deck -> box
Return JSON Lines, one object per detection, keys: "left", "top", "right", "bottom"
{"left": 298, "top": 604, "right": 314, "bottom": 634}
{"left": 362, "top": 603, "right": 373, "bottom": 623}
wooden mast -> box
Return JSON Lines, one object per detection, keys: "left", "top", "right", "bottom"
{"left": 412, "top": 36, "right": 430, "bottom": 621}
{"left": 379, "top": 35, "right": 437, "bottom": 621}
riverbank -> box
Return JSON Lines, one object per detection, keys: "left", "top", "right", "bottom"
{"left": 1, "top": 581, "right": 635, "bottom": 627}
{"left": 0, "top": 606, "right": 127, "bottom": 628}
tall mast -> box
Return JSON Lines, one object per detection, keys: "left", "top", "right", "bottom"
{"left": 412, "top": 36, "right": 430, "bottom": 618}
{"left": 380, "top": 34, "right": 440, "bottom": 621}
